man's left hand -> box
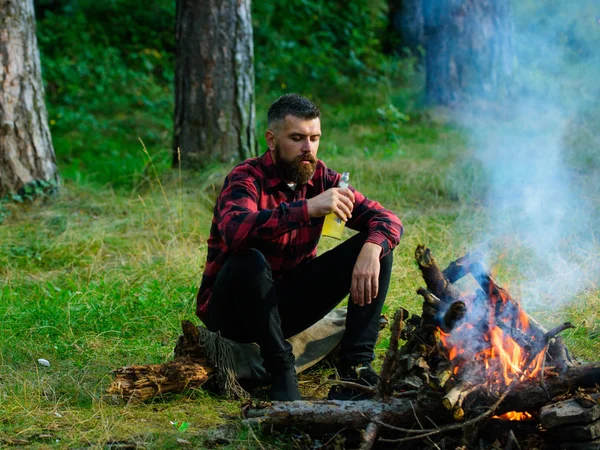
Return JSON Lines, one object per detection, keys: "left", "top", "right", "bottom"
{"left": 351, "top": 243, "right": 382, "bottom": 307}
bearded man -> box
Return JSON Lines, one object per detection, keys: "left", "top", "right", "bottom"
{"left": 196, "top": 94, "right": 403, "bottom": 401}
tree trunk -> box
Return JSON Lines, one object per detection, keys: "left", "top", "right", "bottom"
{"left": 423, "top": 0, "right": 515, "bottom": 106}
{"left": 0, "top": 0, "right": 58, "bottom": 197}
{"left": 386, "top": 0, "right": 424, "bottom": 56}
{"left": 174, "top": 0, "right": 257, "bottom": 170}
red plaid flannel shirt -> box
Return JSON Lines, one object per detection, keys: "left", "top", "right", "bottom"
{"left": 196, "top": 150, "right": 403, "bottom": 322}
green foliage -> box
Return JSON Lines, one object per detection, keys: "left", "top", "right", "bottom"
{"left": 0, "top": 179, "right": 59, "bottom": 224}
{"left": 34, "top": 0, "right": 410, "bottom": 188}
{"left": 253, "top": 0, "right": 399, "bottom": 99}
{"left": 34, "top": 0, "right": 417, "bottom": 189}
{"left": 0, "top": 198, "right": 9, "bottom": 224}
{"left": 377, "top": 103, "right": 411, "bottom": 142}
{"left": 36, "top": 0, "right": 175, "bottom": 189}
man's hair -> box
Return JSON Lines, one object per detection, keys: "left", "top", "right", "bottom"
{"left": 267, "top": 94, "right": 320, "bottom": 131}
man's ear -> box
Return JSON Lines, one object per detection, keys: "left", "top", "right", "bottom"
{"left": 265, "top": 129, "right": 276, "bottom": 151}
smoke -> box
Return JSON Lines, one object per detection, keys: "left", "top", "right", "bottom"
{"left": 455, "top": 0, "right": 600, "bottom": 309}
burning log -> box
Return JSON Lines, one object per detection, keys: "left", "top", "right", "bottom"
{"left": 523, "top": 321, "right": 576, "bottom": 369}
{"left": 415, "top": 245, "right": 461, "bottom": 303}
{"left": 469, "top": 261, "right": 547, "bottom": 338}
{"left": 442, "top": 251, "right": 484, "bottom": 283}
{"left": 442, "top": 382, "right": 477, "bottom": 411}
{"left": 498, "top": 363, "right": 600, "bottom": 414}
{"left": 442, "top": 300, "right": 467, "bottom": 332}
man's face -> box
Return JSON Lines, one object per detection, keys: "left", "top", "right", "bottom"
{"left": 266, "top": 115, "right": 321, "bottom": 185}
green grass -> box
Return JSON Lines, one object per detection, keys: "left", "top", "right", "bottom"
{"left": 2, "top": 95, "right": 600, "bottom": 448}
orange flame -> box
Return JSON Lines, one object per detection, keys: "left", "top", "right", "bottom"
{"left": 438, "top": 283, "right": 544, "bottom": 387}
{"left": 492, "top": 411, "right": 534, "bottom": 421}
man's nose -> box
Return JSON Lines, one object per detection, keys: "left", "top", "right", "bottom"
{"left": 301, "top": 138, "right": 312, "bottom": 152}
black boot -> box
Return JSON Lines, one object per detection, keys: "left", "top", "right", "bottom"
{"left": 268, "top": 368, "right": 301, "bottom": 401}
{"left": 328, "top": 362, "right": 379, "bottom": 401}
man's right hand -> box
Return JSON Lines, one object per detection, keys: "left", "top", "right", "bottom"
{"left": 306, "top": 188, "right": 355, "bottom": 221}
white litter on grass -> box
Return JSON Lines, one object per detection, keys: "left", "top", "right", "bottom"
{"left": 37, "top": 358, "right": 50, "bottom": 367}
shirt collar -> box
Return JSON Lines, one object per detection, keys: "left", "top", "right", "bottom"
{"left": 261, "top": 150, "right": 315, "bottom": 190}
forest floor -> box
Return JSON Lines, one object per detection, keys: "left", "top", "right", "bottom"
{"left": 2, "top": 96, "right": 600, "bottom": 449}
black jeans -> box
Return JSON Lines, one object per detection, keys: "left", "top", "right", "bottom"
{"left": 205, "top": 232, "right": 394, "bottom": 374}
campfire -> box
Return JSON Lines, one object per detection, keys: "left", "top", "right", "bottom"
{"left": 245, "top": 246, "right": 600, "bottom": 449}
{"left": 436, "top": 281, "right": 545, "bottom": 387}
{"left": 414, "top": 248, "right": 557, "bottom": 424}
{"left": 107, "top": 245, "right": 600, "bottom": 449}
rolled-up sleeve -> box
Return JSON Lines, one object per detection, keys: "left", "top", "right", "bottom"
{"left": 347, "top": 188, "right": 403, "bottom": 257}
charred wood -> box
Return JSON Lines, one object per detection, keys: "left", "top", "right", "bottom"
{"left": 525, "top": 322, "right": 576, "bottom": 369}
{"left": 379, "top": 308, "right": 406, "bottom": 400}
{"left": 443, "top": 301, "right": 467, "bottom": 332}
{"left": 545, "top": 322, "right": 576, "bottom": 342}
{"left": 470, "top": 261, "right": 547, "bottom": 340}
{"left": 443, "top": 252, "right": 484, "bottom": 283}
{"left": 417, "top": 287, "right": 442, "bottom": 309}
{"left": 415, "top": 245, "right": 461, "bottom": 302}
{"left": 497, "top": 363, "right": 600, "bottom": 414}
{"left": 548, "top": 336, "right": 573, "bottom": 374}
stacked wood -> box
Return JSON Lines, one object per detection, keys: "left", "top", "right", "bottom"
{"left": 245, "top": 246, "right": 599, "bottom": 449}
{"left": 106, "top": 245, "right": 600, "bottom": 449}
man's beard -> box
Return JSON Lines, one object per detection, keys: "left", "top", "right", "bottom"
{"left": 274, "top": 144, "right": 317, "bottom": 185}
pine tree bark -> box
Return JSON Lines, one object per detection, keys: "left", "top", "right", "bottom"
{"left": 174, "top": 0, "right": 257, "bottom": 170}
{"left": 386, "top": 0, "right": 424, "bottom": 56}
{"left": 423, "top": 0, "right": 514, "bottom": 106}
{"left": 0, "top": 0, "right": 58, "bottom": 197}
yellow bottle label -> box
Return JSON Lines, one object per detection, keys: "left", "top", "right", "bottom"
{"left": 322, "top": 213, "right": 345, "bottom": 239}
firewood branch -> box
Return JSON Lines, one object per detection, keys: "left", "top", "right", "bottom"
{"left": 415, "top": 245, "right": 461, "bottom": 302}
{"left": 544, "top": 322, "right": 575, "bottom": 341}
{"left": 325, "top": 379, "right": 377, "bottom": 396}
{"left": 525, "top": 322, "right": 576, "bottom": 368}
{"left": 442, "top": 252, "right": 484, "bottom": 283}
{"left": 377, "top": 386, "right": 512, "bottom": 444}
{"left": 379, "top": 308, "right": 406, "bottom": 399}
{"left": 359, "top": 416, "right": 383, "bottom": 450}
